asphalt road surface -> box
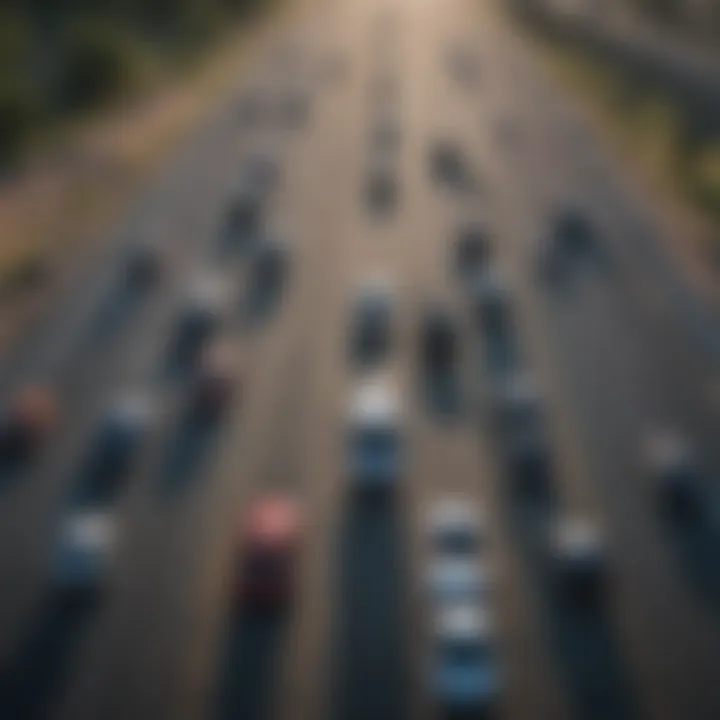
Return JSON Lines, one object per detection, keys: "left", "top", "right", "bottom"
{"left": 0, "top": 0, "right": 719, "bottom": 718}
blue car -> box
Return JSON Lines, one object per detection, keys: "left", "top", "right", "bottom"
{"left": 53, "top": 510, "right": 117, "bottom": 600}
{"left": 347, "top": 379, "right": 402, "bottom": 491}
{"left": 433, "top": 607, "right": 502, "bottom": 718}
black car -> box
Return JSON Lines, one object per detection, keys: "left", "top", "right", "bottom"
{"left": 455, "top": 222, "right": 491, "bottom": 278}
{"left": 421, "top": 309, "right": 458, "bottom": 372}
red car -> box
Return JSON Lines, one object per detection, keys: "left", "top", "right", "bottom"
{"left": 238, "top": 495, "right": 302, "bottom": 611}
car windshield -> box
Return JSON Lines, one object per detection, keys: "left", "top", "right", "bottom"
{"left": 356, "top": 427, "right": 396, "bottom": 455}
{"left": 445, "top": 640, "right": 492, "bottom": 665}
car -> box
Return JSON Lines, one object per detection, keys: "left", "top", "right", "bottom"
{"left": 52, "top": 509, "right": 117, "bottom": 601}
{"left": 0, "top": 385, "right": 58, "bottom": 461}
{"left": 224, "top": 190, "right": 262, "bottom": 243}
{"left": 252, "top": 233, "right": 290, "bottom": 289}
{"left": 470, "top": 268, "right": 512, "bottom": 333}
{"left": 433, "top": 605, "right": 502, "bottom": 719}
{"left": 190, "top": 339, "right": 239, "bottom": 420}
{"left": 125, "top": 242, "right": 162, "bottom": 288}
{"left": 239, "top": 494, "right": 302, "bottom": 610}
{"left": 454, "top": 222, "right": 491, "bottom": 278}
{"left": 365, "top": 161, "right": 398, "bottom": 215}
{"left": 430, "top": 139, "right": 468, "bottom": 187}
{"left": 551, "top": 517, "right": 605, "bottom": 602}
{"left": 421, "top": 308, "right": 458, "bottom": 373}
{"left": 427, "top": 498, "right": 486, "bottom": 555}
{"left": 642, "top": 430, "right": 702, "bottom": 515}
{"left": 241, "top": 148, "right": 280, "bottom": 197}
{"left": 347, "top": 377, "right": 402, "bottom": 491}
{"left": 175, "top": 275, "right": 231, "bottom": 355}
{"left": 350, "top": 276, "right": 395, "bottom": 362}
{"left": 427, "top": 558, "right": 491, "bottom": 605}
{"left": 504, "top": 422, "right": 552, "bottom": 486}
{"left": 88, "top": 395, "right": 155, "bottom": 479}
{"left": 553, "top": 206, "right": 595, "bottom": 253}
{"left": 492, "top": 373, "right": 542, "bottom": 429}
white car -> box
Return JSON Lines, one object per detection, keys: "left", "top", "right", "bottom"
{"left": 347, "top": 377, "right": 402, "bottom": 490}
{"left": 432, "top": 605, "right": 502, "bottom": 717}
{"left": 176, "top": 274, "right": 232, "bottom": 350}
{"left": 492, "top": 372, "right": 542, "bottom": 428}
{"left": 53, "top": 510, "right": 118, "bottom": 599}
{"left": 427, "top": 558, "right": 492, "bottom": 605}
{"left": 427, "top": 498, "right": 487, "bottom": 555}
{"left": 551, "top": 517, "right": 605, "bottom": 601}
{"left": 642, "top": 429, "right": 702, "bottom": 513}
{"left": 471, "top": 267, "right": 512, "bottom": 333}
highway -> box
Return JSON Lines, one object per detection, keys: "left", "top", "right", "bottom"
{"left": 0, "top": 0, "right": 719, "bottom": 718}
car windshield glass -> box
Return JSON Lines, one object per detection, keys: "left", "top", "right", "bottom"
{"left": 446, "top": 641, "right": 490, "bottom": 665}
{"left": 356, "top": 428, "right": 396, "bottom": 455}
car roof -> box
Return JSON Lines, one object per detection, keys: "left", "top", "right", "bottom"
{"left": 108, "top": 394, "right": 155, "bottom": 425}
{"left": 355, "top": 275, "right": 395, "bottom": 300}
{"left": 245, "top": 494, "right": 301, "bottom": 545}
{"left": 187, "top": 274, "right": 230, "bottom": 308}
{"left": 60, "top": 510, "right": 117, "bottom": 551}
{"left": 435, "top": 605, "right": 495, "bottom": 643}
{"left": 554, "top": 518, "right": 603, "bottom": 560}
{"left": 643, "top": 429, "right": 693, "bottom": 471}
{"left": 428, "top": 498, "right": 484, "bottom": 532}
{"left": 349, "top": 377, "right": 400, "bottom": 426}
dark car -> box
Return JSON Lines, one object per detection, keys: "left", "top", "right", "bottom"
{"left": 553, "top": 207, "right": 595, "bottom": 253}
{"left": 238, "top": 495, "right": 303, "bottom": 611}
{"left": 455, "top": 222, "right": 491, "bottom": 278}
{"left": 421, "top": 308, "right": 458, "bottom": 372}
{"left": 190, "top": 339, "right": 239, "bottom": 421}
{"left": 0, "top": 385, "right": 58, "bottom": 461}
{"left": 252, "top": 234, "right": 290, "bottom": 289}
{"left": 125, "top": 243, "right": 162, "bottom": 288}
{"left": 224, "top": 190, "right": 262, "bottom": 244}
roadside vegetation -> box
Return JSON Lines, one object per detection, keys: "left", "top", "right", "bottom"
{"left": 0, "top": 0, "right": 268, "bottom": 169}
{"left": 540, "top": 44, "right": 720, "bottom": 229}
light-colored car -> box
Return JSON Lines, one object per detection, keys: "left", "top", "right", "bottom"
{"left": 347, "top": 377, "right": 402, "bottom": 490}
{"left": 53, "top": 510, "right": 118, "bottom": 599}
{"left": 176, "top": 275, "right": 231, "bottom": 351}
{"left": 492, "top": 372, "right": 542, "bottom": 428}
{"left": 432, "top": 604, "right": 502, "bottom": 718}
{"left": 471, "top": 267, "right": 512, "bottom": 333}
{"left": 427, "top": 498, "right": 487, "bottom": 555}
{"left": 89, "top": 395, "right": 155, "bottom": 478}
{"left": 252, "top": 233, "right": 290, "bottom": 288}
{"left": 642, "top": 429, "right": 702, "bottom": 513}
{"left": 427, "top": 558, "right": 491, "bottom": 605}
{"left": 551, "top": 517, "right": 605, "bottom": 600}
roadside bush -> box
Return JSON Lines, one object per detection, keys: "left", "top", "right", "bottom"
{"left": 58, "top": 20, "right": 143, "bottom": 112}
{"left": 0, "top": 76, "right": 41, "bottom": 168}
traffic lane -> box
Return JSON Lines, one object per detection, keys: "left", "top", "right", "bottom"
{"left": 476, "top": 30, "right": 720, "bottom": 719}
{"left": 0, "top": 122, "right": 253, "bottom": 675}
{"left": 272, "top": 5, "right": 378, "bottom": 719}
{"left": 54, "top": 34, "right": 350, "bottom": 720}
{"left": 408, "top": 3, "right": 574, "bottom": 716}
{"left": 0, "top": 119, "right": 257, "bottom": 719}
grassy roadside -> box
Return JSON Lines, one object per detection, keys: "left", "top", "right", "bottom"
{"left": 510, "top": 20, "right": 720, "bottom": 269}
{"left": 0, "top": 0, "right": 302, "bottom": 300}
